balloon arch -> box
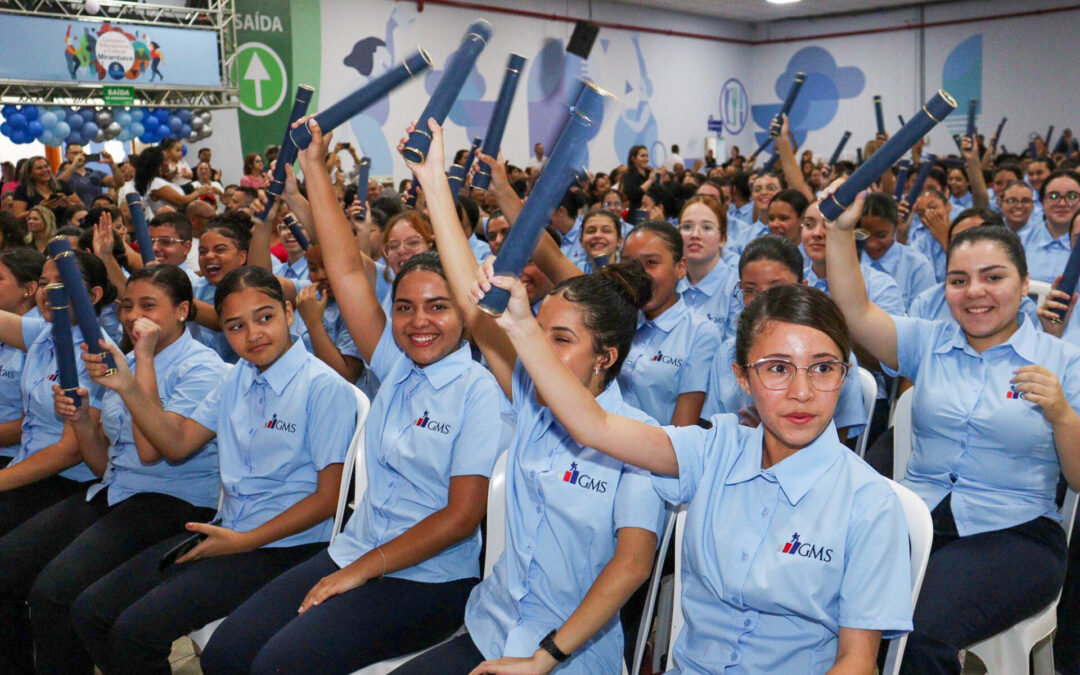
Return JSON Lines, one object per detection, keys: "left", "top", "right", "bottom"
{"left": 0, "top": 104, "right": 213, "bottom": 147}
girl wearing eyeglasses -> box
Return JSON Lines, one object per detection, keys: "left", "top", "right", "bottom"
{"left": 998, "top": 180, "right": 1038, "bottom": 236}
{"left": 676, "top": 195, "right": 739, "bottom": 338}
{"left": 472, "top": 263, "right": 912, "bottom": 673}
{"left": 824, "top": 187, "right": 1080, "bottom": 674}
{"left": 727, "top": 172, "right": 785, "bottom": 258}
{"left": 1021, "top": 169, "right": 1080, "bottom": 283}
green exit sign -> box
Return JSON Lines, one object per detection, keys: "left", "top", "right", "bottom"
{"left": 102, "top": 85, "right": 135, "bottom": 106}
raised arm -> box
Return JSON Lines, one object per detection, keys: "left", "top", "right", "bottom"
{"left": 962, "top": 135, "right": 990, "bottom": 210}
{"left": 775, "top": 115, "right": 814, "bottom": 201}
{"left": 404, "top": 120, "right": 518, "bottom": 398}
{"left": 0, "top": 311, "right": 27, "bottom": 352}
{"left": 475, "top": 270, "right": 677, "bottom": 476}
{"left": 294, "top": 119, "right": 383, "bottom": 364}
{"left": 821, "top": 187, "right": 899, "bottom": 371}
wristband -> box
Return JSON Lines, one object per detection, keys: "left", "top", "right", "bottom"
{"left": 539, "top": 629, "right": 569, "bottom": 663}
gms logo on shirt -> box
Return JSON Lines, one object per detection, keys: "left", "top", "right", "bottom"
{"left": 651, "top": 350, "right": 684, "bottom": 367}
{"left": 265, "top": 414, "right": 297, "bottom": 433}
{"left": 0, "top": 365, "right": 18, "bottom": 380}
{"left": 415, "top": 410, "right": 451, "bottom": 434}
{"left": 778, "top": 532, "right": 833, "bottom": 563}
{"left": 562, "top": 461, "right": 607, "bottom": 493}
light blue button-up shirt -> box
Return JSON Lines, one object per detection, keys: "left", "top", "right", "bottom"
{"left": 885, "top": 315, "right": 1080, "bottom": 535}
{"left": 272, "top": 256, "right": 310, "bottom": 283}
{"left": 703, "top": 337, "right": 868, "bottom": 438}
{"left": 861, "top": 242, "right": 936, "bottom": 311}
{"left": 655, "top": 417, "right": 913, "bottom": 674}
{"left": 328, "top": 331, "right": 510, "bottom": 582}
{"left": 727, "top": 219, "right": 769, "bottom": 260}
{"left": 86, "top": 330, "right": 226, "bottom": 507}
{"left": 907, "top": 203, "right": 964, "bottom": 282}
{"left": 374, "top": 260, "right": 393, "bottom": 305}
{"left": 465, "top": 363, "right": 664, "bottom": 674}
{"left": 190, "top": 276, "right": 237, "bottom": 364}
{"left": 1021, "top": 223, "right": 1071, "bottom": 284}
{"left": 469, "top": 233, "right": 492, "bottom": 263}
{"left": 1061, "top": 304, "right": 1080, "bottom": 347}
{"left": 727, "top": 202, "right": 754, "bottom": 241}
{"left": 678, "top": 260, "right": 739, "bottom": 340}
{"left": 0, "top": 307, "right": 39, "bottom": 458}
{"left": 189, "top": 340, "right": 356, "bottom": 547}
{"left": 950, "top": 191, "right": 973, "bottom": 211}
{"left": 291, "top": 301, "right": 361, "bottom": 362}
{"left": 908, "top": 282, "right": 1040, "bottom": 325}
{"left": 99, "top": 303, "right": 123, "bottom": 345}
{"left": 10, "top": 318, "right": 96, "bottom": 482}
{"left": 618, "top": 299, "right": 721, "bottom": 424}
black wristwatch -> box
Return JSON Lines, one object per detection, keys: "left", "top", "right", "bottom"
{"left": 539, "top": 629, "right": 569, "bottom": 663}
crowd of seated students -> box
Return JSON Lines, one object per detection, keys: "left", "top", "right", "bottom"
{"left": 0, "top": 111, "right": 1077, "bottom": 675}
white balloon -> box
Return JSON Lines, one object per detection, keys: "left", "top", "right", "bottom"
{"left": 84, "top": 0, "right": 101, "bottom": 14}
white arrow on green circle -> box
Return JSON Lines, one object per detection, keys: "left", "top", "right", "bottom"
{"left": 244, "top": 52, "right": 271, "bottom": 109}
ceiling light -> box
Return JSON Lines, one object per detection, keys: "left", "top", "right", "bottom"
{"left": 767, "top": 0, "right": 803, "bottom": 4}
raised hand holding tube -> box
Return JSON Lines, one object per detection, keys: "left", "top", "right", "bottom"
{"left": 966, "top": 98, "right": 978, "bottom": 137}
{"left": 259, "top": 85, "right": 315, "bottom": 221}
{"left": 905, "top": 153, "right": 938, "bottom": 209}
{"left": 894, "top": 160, "right": 911, "bottom": 201}
{"left": 124, "top": 193, "right": 155, "bottom": 265}
{"left": 283, "top": 213, "right": 310, "bottom": 251}
{"left": 46, "top": 237, "right": 117, "bottom": 373}
{"left": 355, "top": 156, "right": 371, "bottom": 219}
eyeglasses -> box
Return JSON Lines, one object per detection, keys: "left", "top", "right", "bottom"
{"left": 743, "top": 358, "right": 849, "bottom": 391}
{"left": 678, "top": 222, "right": 720, "bottom": 236}
{"left": 385, "top": 237, "right": 427, "bottom": 254}
{"left": 753, "top": 184, "right": 781, "bottom": 194}
{"left": 1045, "top": 191, "right": 1080, "bottom": 204}
{"left": 1002, "top": 197, "right": 1034, "bottom": 206}
{"left": 603, "top": 200, "right": 622, "bottom": 208}
{"left": 150, "top": 236, "right": 184, "bottom": 246}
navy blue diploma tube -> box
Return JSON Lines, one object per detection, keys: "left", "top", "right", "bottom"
{"left": 124, "top": 193, "right": 155, "bottom": 265}
{"left": 994, "top": 117, "right": 1007, "bottom": 142}
{"left": 46, "top": 283, "right": 80, "bottom": 409}
{"left": 893, "top": 160, "right": 911, "bottom": 201}
{"left": 828, "top": 131, "right": 852, "bottom": 166}
{"left": 356, "top": 157, "right": 371, "bottom": 219}
{"left": 1046, "top": 125, "right": 1055, "bottom": 150}
{"left": 966, "top": 98, "right": 977, "bottom": 137}
{"left": 402, "top": 20, "right": 493, "bottom": 164}
{"left": 447, "top": 137, "right": 482, "bottom": 205}
{"left": 283, "top": 213, "right": 309, "bottom": 251}
{"left": 898, "top": 115, "right": 905, "bottom": 127}
{"left": 905, "top": 153, "right": 938, "bottom": 207}
{"left": 874, "top": 95, "right": 885, "bottom": 136}
{"left": 290, "top": 50, "right": 432, "bottom": 151}
{"left": 749, "top": 136, "right": 772, "bottom": 163}
{"left": 260, "top": 84, "right": 315, "bottom": 221}
{"left": 472, "top": 53, "right": 526, "bottom": 190}
{"left": 1051, "top": 246, "right": 1080, "bottom": 323}
{"left": 46, "top": 237, "right": 117, "bottom": 374}
{"left": 769, "top": 72, "right": 806, "bottom": 137}
{"left": 477, "top": 81, "right": 612, "bottom": 316}
{"left": 819, "top": 90, "right": 957, "bottom": 221}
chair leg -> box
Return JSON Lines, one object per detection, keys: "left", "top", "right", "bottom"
{"left": 1031, "top": 632, "right": 1055, "bottom": 675}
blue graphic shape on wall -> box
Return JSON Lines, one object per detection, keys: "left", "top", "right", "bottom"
{"left": 750, "top": 47, "right": 864, "bottom": 154}
{"left": 941, "top": 34, "right": 982, "bottom": 133}
{"left": 526, "top": 39, "right": 602, "bottom": 168}
{"left": 614, "top": 34, "right": 662, "bottom": 167}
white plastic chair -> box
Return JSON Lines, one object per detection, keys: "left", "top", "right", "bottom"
{"left": 1028, "top": 279, "right": 1053, "bottom": 311}
{"left": 854, "top": 366, "right": 878, "bottom": 458}
{"left": 189, "top": 386, "right": 371, "bottom": 652}
{"left": 666, "top": 507, "right": 689, "bottom": 670}
{"left": 351, "top": 450, "right": 510, "bottom": 675}
{"left": 881, "top": 479, "right": 934, "bottom": 675}
{"left": 629, "top": 506, "right": 678, "bottom": 675}
{"left": 891, "top": 388, "right": 914, "bottom": 481}
{"left": 965, "top": 488, "right": 1079, "bottom": 674}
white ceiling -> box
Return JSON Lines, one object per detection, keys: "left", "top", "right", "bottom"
{"left": 608, "top": 0, "right": 953, "bottom": 23}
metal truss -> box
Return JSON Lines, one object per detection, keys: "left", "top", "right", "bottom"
{"left": 0, "top": 0, "right": 238, "bottom": 108}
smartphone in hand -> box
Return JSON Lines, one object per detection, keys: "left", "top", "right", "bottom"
{"left": 158, "top": 517, "right": 222, "bottom": 572}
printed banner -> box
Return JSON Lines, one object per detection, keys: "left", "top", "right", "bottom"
{"left": 0, "top": 14, "right": 221, "bottom": 87}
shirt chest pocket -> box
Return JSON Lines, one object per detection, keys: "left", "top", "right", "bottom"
{"left": 241, "top": 417, "right": 306, "bottom": 481}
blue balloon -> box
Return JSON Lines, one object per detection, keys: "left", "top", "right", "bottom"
{"left": 0, "top": 122, "right": 9, "bottom": 137}
{"left": 130, "top": 122, "right": 144, "bottom": 137}
{"left": 115, "top": 111, "right": 131, "bottom": 128}
{"left": 80, "top": 108, "right": 95, "bottom": 122}
{"left": 139, "top": 132, "right": 156, "bottom": 144}
{"left": 155, "top": 126, "right": 171, "bottom": 142}
{"left": 131, "top": 109, "right": 144, "bottom": 122}
{"left": 10, "top": 129, "right": 26, "bottom": 144}
{"left": 168, "top": 116, "right": 183, "bottom": 133}
{"left": 27, "top": 120, "right": 44, "bottom": 138}
{"left": 180, "top": 123, "right": 192, "bottom": 138}
{"left": 143, "top": 115, "right": 160, "bottom": 132}
{"left": 7, "top": 113, "right": 26, "bottom": 130}
{"left": 177, "top": 109, "right": 192, "bottom": 124}
{"left": 118, "top": 129, "right": 132, "bottom": 142}
{"left": 155, "top": 109, "right": 170, "bottom": 123}
{"left": 39, "top": 112, "right": 58, "bottom": 129}
{"left": 21, "top": 106, "right": 39, "bottom": 122}
{"left": 83, "top": 122, "right": 99, "bottom": 137}
{"left": 0, "top": 105, "right": 15, "bottom": 119}
{"left": 55, "top": 121, "right": 71, "bottom": 138}
{"left": 68, "top": 113, "right": 84, "bottom": 130}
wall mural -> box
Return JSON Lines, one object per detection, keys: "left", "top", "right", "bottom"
{"left": 750, "top": 46, "right": 865, "bottom": 157}
{"left": 941, "top": 34, "right": 982, "bottom": 135}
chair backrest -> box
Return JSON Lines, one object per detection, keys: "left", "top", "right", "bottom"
{"left": 1062, "top": 488, "right": 1079, "bottom": 545}
{"left": 483, "top": 451, "right": 509, "bottom": 579}
{"left": 1028, "top": 279, "right": 1053, "bottom": 311}
{"left": 891, "top": 388, "right": 914, "bottom": 481}
{"left": 855, "top": 366, "right": 878, "bottom": 458}
{"left": 667, "top": 506, "right": 689, "bottom": 668}
{"left": 881, "top": 478, "right": 934, "bottom": 675}
{"left": 331, "top": 386, "right": 372, "bottom": 543}
{"left": 630, "top": 506, "right": 678, "bottom": 675}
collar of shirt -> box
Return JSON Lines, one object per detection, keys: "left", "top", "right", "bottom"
{"left": 934, "top": 312, "right": 1040, "bottom": 362}
{"left": 724, "top": 422, "right": 843, "bottom": 505}
{"left": 804, "top": 265, "right": 827, "bottom": 291}
{"left": 637, "top": 296, "right": 688, "bottom": 332}
{"left": 862, "top": 241, "right": 902, "bottom": 276}
{"left": 389, "top": 340, "right": 474, "bottom": 391}
{"left": 677, "top": 259, "right": 735, "bottom": 297}
{"left": 240, "top": 339, "right": 307, "bottom": 396}
{"left": 1026, "top": 223, "right": 1070, "bottom": 250}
